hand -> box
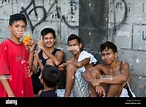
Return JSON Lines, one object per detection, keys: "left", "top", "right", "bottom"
{"left": 58, "top": 66, "right": 64, "bottom": 71}
{"left": 28, "top": 38, "right": 36, "bottom": 52}
{"left": 95, "top": 85, "right": 105, "bottom": 97}
{"left": 8, "top": 92, "right": 15, "bottom": 97}
{"left": 24, "top": 62, "right": 32, "bottom": 77}
{"left": 37, "top": 40, "right": 44, "bottom": 50}
{"left": 26, "top": 67, "right": 32, "bottom": 77}
{"left": 91, "top": 79, "right": 101, "bottom": 87}
{"left": 58, "top": 63, "right": 66, "bottom": 70}
{"left": 34, "top": 51, "right": 40, "bottom": 62}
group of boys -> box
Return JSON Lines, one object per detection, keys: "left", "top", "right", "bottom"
{"left": 0, "top": 13, "right": 135, "bottom": 97}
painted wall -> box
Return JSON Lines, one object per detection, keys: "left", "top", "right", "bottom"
{"left": 108, "top": 0, "right": 146, "bottom": 97}
{"left": 79, "top": 0, "right": 108, "bottom": 63}
{"left": 0, "top": 0, "right": 79, "bottom": 60}
{"left": 79, "top": 0, "right": 146, "bottom": 97}
{"left": 0, "top": 0, "right": 146, "bottom": 97}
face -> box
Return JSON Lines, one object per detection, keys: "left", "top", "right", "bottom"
{"left": 43, "top": 33, "right": 56, "bottom": 48}
{"left": 68, "top": 39, "right": 81, "bottom": 55}
{"left": 101, "top": 48, "right": 117, "bottom": 65}
{"left": 8, "top": 20, "right": 26, "bottom": 39}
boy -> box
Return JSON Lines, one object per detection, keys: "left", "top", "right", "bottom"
{"left": 38, "top": 65, "right": 61, "bottom": 97}
{"left": 82, "top": 41, "right": 135, "bottom": 97}
{"left": 0, "top": 13, "right": 35, "bottom": 97}
{"left": 58, "top": 34, "right": 97, "bottom": 97}
{"left": 31, "top": 27, "right": 65, "bottom": 94}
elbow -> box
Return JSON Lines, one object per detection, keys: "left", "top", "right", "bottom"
{"left": 31, "top": 71, "right": 37, "bottom": 74}
{"left": 77, "top": 62, "right": 82, "bottom": 67}
{"left": 120, "top": 76, "right": 128, "bottom": 83}
{"left": 31, "top": 69, "right": 37, "bottom": 74}
{"left": 55, "top": 61, "right": 61, "bottom": 66}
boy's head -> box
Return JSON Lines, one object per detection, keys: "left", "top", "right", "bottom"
{"left": 100, "top": 41, "right": 118, "bottom": 65}
{"left": 67, "top": 34, "right": 81, "bottom": 45}
{"left": 67, "top": 34, "right": 82, "bottom": 55}
{"left": 41, "top": 28, "right": 56, "bottom": 39}
{"left": 40, "top": 65, "right": 61, "bottom": 88}
{"left": 100, "top": 41, "right": 117, "bottom": 53}
{"left": 9, "top": 13, "right": 27, "bottom": 26}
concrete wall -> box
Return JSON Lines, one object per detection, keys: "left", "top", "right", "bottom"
{"left": 0, "top": 0, "right": 146, "bottom": 97}
{"left": 108, "top": 0, "right": 146, "bottom": 97}
{"left": 79, "top": 0, "right": 108, "bottom": 63}
{"left": 0, "top": 0, "right": 79, "bottom": 60}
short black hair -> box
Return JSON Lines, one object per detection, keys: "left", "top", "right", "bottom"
{"left": 41, "top": 28, "right": 56, "bottom": 39}
{"left": 67, "top": 34, "right": 81, "bottom": 45}
{"left": 9, "top": 13, "right": 27, "bottom": 26}
{"left": 42, "top": 65, "right": 61, "bottom": 88}
{"left": 100, "top": 41, "right": 118, "bottom": 53}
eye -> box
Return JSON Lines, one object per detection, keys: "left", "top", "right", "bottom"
{"left": 107, "top": 53, "right": 110, "bottom": 55}
{"left": 22, "top": 26, "right": 26, "bottom": 29}
{"left": 15, "top": 25, "right": 19, "bottom": 27}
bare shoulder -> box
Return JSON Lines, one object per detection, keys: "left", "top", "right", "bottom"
{"left": 56, "top": 49, "right": 64, "bottom": 55}
{"left": 120, "top": 61, "right": 130, "bottom": 68}
{"left": 55, "top": 50, "right": 65, "bottom": 61}
{"left": 94, "top": 63, "right": 106, "bottom": 71}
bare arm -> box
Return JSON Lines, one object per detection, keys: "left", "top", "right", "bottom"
{"left": 27, "top": 39, "right": 36, "bottom": 70}
{"left": 58, "top": 58, "right": 74, "bottom": 69}
{"left": 31, "top": 50, "right": 44, "bottom": 74}
{"left": 43, "top": 48, "right": 64, "bottom": 66}
{"left": 92, "top": 62, "right": 130, "bottom": 86}
{"left": 38, "top": 40, "right": 64, "bottom": 66}
{"left": 82, "top": 64, "right": 102, "bottom": 83}
{"left": 58, "top": 57, "right": 90, "bottom": 71}
{"left": 72, "top": 58, "right": 90, "bottom": 68}
{"left": 28, "top": 51, "right": 34, "bottom": 70}
{"left": 0, "top": 76, "right": 14, "bottom": 97}
{"left": 34, "top": 52, "right": 44, "bottom": 71}
{"left": 82, "top": 67, "right": 96, "bottom": 82}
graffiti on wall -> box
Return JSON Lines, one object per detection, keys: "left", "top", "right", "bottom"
{"left": 109, "top": 0, "right": 128, "bottom": 37}
{"left": 1, "top": 0, "right": 79, "bottom": 33}
{"left": 109, "top": 0, "right": 146, "bottom": 48}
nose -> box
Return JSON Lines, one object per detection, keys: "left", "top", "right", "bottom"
{"left": 18, "top": 28, "right": 22, "bottom": 32}
{"left": 18, "top": 26, "right": 24, "bottom": 32}
{"left": 103, "top": 54, "right": 108, "bottom": 60}
{"left": 104, "top": 55, "right": 108, "bottom": 58}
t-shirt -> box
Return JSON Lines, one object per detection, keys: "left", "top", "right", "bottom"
{"left": 39, "top": 89, "right": 57, "bottom": 97}
{"left": 0, "top": 39, "right": 34, "bottom": 97}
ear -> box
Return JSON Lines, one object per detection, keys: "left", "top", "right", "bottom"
{"left": 115, "top": 52, "right": 118, "bottom": 58}
{"left": 54, "top": 38, "right": 56, "bottom": 43}
{"left": 79, "top": 43, "right": 82, "bottom": 49}
{"left": 8, "top": 25, "right": 12, "bottom": 32}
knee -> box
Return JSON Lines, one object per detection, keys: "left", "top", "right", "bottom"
{"left": 91, "top": 69, "right": 101, "bottom": 79}
{"left": 66, "top": 63, "right": 77, "bottom": 72}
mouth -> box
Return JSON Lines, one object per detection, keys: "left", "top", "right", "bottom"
{"left": 46, "top": 42, "right": 52, "bottom": 45}
{"left": 104, "top": 59, "right": 110, "bottom": 63}
{"left": 17, "top": 32, "right": 23, "bottom": 36}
